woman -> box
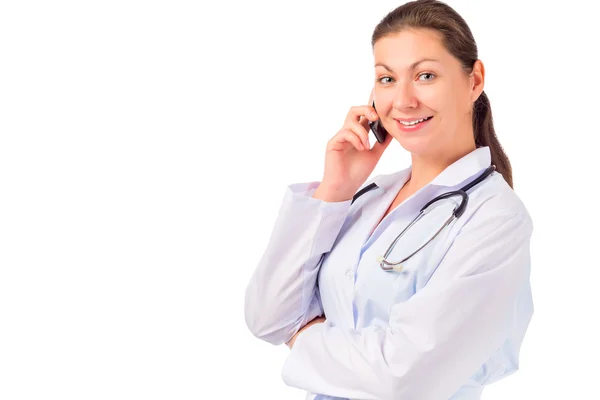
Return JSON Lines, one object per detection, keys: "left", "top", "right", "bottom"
{"left": 244, "top": 1, "right": 533, "bottom": 399}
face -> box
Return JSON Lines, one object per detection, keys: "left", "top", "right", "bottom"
{"left": 373, "top": 28, "right": 484, "bottom": 158}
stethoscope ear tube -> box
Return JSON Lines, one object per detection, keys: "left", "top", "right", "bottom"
{"left": 421, "top": 191, "right": 468, "bottom": 218}
{"left": 419, "top": 164, "right": 496, "bottom": 218}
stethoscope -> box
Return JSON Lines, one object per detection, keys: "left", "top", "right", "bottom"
{"left": 351, "top": 164, "right": 496, "bottom": 272}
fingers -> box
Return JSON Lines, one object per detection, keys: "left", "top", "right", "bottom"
{"left": 329, "top": 129, "right": 366, "bottom": 152}
{"left": 342, "top": 104, "right": 378, "bottom": 147}
{"left": 329, "top": 98, "right": 386, "bottom": 153}
{"left": 347, "top": 119, "right": 371, "bottom": 149}
{"left": 345, "top": 105, "right": 378, "bottom": 127}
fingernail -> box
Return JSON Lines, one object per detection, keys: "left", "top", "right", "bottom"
{"left": 371, "top": 112, "right": 377, "bottom": 119}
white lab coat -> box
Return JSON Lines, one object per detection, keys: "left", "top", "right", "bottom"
{"left": 245, "top": 146, "right": 534, "bottom": 400}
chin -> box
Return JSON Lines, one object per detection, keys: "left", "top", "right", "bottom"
{"left": 393, "top": 132, "right": 438, "bottom": 157}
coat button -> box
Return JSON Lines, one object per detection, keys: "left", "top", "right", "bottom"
{"left": 346, "top": 270, "right": 354, "bottom": 279}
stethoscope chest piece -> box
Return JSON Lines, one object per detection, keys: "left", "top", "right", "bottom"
{"left": 376, "top": 256, "right": 405, "bottom": 272}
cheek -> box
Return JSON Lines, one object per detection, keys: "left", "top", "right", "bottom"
{"left": 450, "top": 82, "right": 474, "bottom": 113}
{"left": 373, "top": 92, "right": 396, "bottom": 114}
{"left": 420, "top": 83, "right": 470, "bottom": 118}
{"left": 416, "top": 85, "right": 449, "bottom": 113}
{"left": 418, "top": 90, "right": 439, "bottom": 109}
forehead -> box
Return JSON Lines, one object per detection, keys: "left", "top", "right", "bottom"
{"left": 374, "top": 29, "right": 452, "bottom": 66}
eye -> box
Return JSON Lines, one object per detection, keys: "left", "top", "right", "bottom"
{"left": 377, "top": 76, "right": 394, "bottom": 84}
{"left": 418, "top": 72, "right": 436, "bottom": 81}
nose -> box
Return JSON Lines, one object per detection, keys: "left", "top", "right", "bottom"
{"left": 392, "top": 79, "right": 418, "bottom": 110}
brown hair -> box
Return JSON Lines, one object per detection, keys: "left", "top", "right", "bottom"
{"left": 372, "top": 0, "right": 513, "bottom": 188}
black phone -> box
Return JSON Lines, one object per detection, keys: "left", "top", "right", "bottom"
{"left": 368, "top": 101, "right": 388, "bottom": 143}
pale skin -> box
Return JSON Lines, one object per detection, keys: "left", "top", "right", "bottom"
{"left": 287, "top": 27, "right": 485, "bottom": 349}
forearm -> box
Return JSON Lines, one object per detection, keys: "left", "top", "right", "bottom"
{"left": 244, "top": 182, "right": 351, "bottom": 344}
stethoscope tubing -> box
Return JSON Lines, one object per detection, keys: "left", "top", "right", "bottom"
{"left": 376, "top": 165, "right": 497, "bottom": 272}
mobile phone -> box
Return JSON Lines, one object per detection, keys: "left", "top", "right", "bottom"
{"left": 368, "top": 101, "right": 388, "bottom": 143}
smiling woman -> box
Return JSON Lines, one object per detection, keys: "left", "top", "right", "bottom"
{"left": 371, "top": 14, "right": 512, "bottom": 190}
{"left": 244, "top": 1, "right": 534, "bottom": 399}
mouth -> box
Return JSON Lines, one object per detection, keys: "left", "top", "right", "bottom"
{"left": 394, "top": 116, "right": 433, "bottom": 132}
{"left": 394, "top": 116, "right": 433, "bottom": 126}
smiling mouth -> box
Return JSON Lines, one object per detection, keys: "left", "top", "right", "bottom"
{"left": 396, "top": 116, "right": 433, "bottom": 126}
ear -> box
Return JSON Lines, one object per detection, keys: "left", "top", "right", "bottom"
{"left": 471, "top": 59, "right": 485, "bottom": 102}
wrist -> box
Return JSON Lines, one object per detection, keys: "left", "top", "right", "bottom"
{"left": 312, "top": 184, "right": 353, "bottom": 203}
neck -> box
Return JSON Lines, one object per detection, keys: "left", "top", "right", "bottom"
{"left": 405, "top": 140, "right": 477, "bottom": 193}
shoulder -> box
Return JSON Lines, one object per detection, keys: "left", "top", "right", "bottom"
{"left": 429, "top": 172, "right": 534, "bottom": 282}
{"left": 459, "top": 171, "right": 533, "bottom": 235}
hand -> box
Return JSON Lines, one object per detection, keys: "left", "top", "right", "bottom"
{"left": 313, "top": 90, "right": 393, "bottom": 203}
{"left": 286, "top": 316, "right": 326, "bottom": 349}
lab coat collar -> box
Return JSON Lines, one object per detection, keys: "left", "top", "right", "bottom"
{"left": 373, "top": 146, "right": 491, "bottom": 192}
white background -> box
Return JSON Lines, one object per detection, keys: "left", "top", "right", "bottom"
{"left": 1, "top": 1, "right": 598, "bottom": 399}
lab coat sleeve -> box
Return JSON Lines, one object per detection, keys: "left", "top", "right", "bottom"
{"left": 244, "top": 181, "right": 353, "bottom": 345}
{"left": 281, "top": 206, "right": 533, "bottom": 400}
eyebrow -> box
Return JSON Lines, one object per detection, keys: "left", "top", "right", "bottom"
{"left": 374, "top": 58, "right": 440, "bottom": 72}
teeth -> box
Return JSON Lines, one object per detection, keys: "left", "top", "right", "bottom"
{"left": 399, "top": 117, "right": 429, "bottom": 126}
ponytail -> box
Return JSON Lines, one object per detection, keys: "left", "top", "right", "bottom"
{"left": 473, "top": 91, "right": 513, "bottom": 189}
